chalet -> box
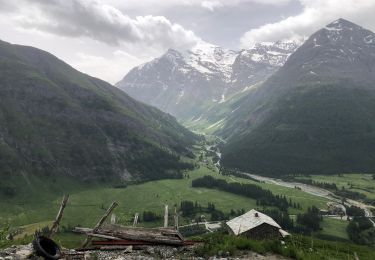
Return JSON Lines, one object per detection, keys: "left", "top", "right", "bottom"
{"left": 226, "top": 209, "right": 290, "bottom": 240}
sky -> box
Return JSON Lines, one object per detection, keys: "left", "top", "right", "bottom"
{"left": 0, "top": 0, "right": 375, "bottom": 84}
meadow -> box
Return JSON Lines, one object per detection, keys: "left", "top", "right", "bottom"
{"left": 0, "top": 149, "right": 359, "bottom": 248}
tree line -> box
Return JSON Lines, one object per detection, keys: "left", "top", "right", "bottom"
{"left": 192, "top": 175, "right": 294, "bottom": 211}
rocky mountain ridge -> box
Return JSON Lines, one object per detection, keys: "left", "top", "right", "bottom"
{"left": 116, "top": 40, "right": 300, "bottom": 120}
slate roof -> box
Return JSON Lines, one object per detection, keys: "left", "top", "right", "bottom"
{"left": 226, "top": 209, "right": 282, "bottom": 235}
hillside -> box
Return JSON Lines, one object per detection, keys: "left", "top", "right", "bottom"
{"left": 116, "top": 41, "right": 299, "bottom": 121}
{"left": 220, "top": 18, "right": 375, "bottom": 176}
{"left": 0, "top": 39, "right": 198, "bottom": 191}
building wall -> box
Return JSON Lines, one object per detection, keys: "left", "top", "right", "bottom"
{"left": 242, "top": 223, "right": 281, "bottom": 240}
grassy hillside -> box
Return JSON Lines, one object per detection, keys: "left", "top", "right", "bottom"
{"left": 219, "top": 20, "right": 375, "bottom": 176}
{"left": 0, "top": 39, "right": 198, "bottom": 184}
{"left": 221, "top": 84, "right": 375, "bottom": 176}
{"left": 183, "top": 86, "right": 257, "bottom": 134}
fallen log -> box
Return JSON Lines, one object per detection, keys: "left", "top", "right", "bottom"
{"left": 74, "top": 225, "right": 185, "bottom": 246}
{"left": 92, "top": 240, "right": 154, "bottom": 246}
{"left": 92, "top": 239, "right": 202, "bottom": 246}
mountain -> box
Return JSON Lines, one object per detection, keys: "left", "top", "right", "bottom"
{"left": 0, "top": 39, "right": 198, "bottom": 187}
{"left": 116, "top": 41, "right": 299, "bottom": 121}
{"left": 231, "top": 41, "right": 300, "bottom": 89}
{"left": 220, "top": 18, "right": 375, "bottom": 176}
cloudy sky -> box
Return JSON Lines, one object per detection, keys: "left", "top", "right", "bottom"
{"left": 0, "top": 0, "right": 375, "bottom": 84}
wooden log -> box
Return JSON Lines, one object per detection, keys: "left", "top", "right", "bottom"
{"left": 75, "top": 225, "right": 183, "bottom": 237}
{"left": 83, "top": 233, "right": 122, "bottom": 241}
{"left": 99, "top": 245, "right": 132, "bottom": 251}
{"left": 78, "top": 228, "right": 183, "bottom": 245}
{"left": 93, "top": 202, "right": 119, "bottom": 232}
{"left": 49, "top": 194, "right": 70, "bottom": 238}
{"left": 81, "top": 201, "right": 118, "bottom": 248}
{"left": 75, "top": 224, "right": 185, "bottom": 246}
{"left": 93, "top": 230, "right": 184, "bottom": 245}
{"left": 92, "top": 240, "right": 153, "bottom": 246}
{"left": 73, "top": 227, "right": 93, "bottom": 233}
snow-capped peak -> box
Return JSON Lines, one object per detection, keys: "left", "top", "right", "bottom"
{"left": 181, "top": 41, "right": 238, "bottom": 80}
{"left": 326, "top": 18, "right": 361, "bottom": 31}
{"left": 239, "top": 40, "right": 301, "bottom": 67}
{"left": 317, "top": 18, "right": 375, "bottom": 46}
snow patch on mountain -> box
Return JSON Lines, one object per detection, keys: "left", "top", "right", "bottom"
{"left": 116, "top": 39, "right": 301, "bottom": 119}
{"left": 239, "top": 41, "right": 300, "bottom": 67}
{"left": 182, "top": 41, "right": 238, "bottom": 81}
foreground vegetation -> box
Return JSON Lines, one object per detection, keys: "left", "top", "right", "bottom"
{"left": 196, "top": 232, "right": 374, "bottom": 260}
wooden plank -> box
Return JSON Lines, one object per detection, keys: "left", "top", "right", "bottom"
{"left": 49, "top": 194, "right": 70, "bottom": 238}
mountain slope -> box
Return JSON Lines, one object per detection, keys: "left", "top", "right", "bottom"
{"left": 116, "top": 41, "right": 299, "bottom": 121}
{"left": 220, "top": 18, "right": 375, "bottom": 176}
{"left": 0, "top": 39, "right": 198, "bottom": 186}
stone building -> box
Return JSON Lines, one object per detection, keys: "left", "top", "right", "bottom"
{"left": 226, "top": 209, "right": 290, "bottom": 240}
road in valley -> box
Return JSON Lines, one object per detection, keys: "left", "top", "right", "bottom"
{"left": 242, "top": 172, "right": 374, "bottom": 219}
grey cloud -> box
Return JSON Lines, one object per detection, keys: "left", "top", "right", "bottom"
{"left": 240, "top": 0, "right": 375, "bottom": 48}
{"left": 10, "top": 0, "right": 200, "bottom": 50}
{"left": 0, "top": 0, "right": 18, "bottom": 12}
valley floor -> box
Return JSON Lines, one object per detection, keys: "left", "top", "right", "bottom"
{"left": 0, "top": 142, "right": 374, "bottom": 254}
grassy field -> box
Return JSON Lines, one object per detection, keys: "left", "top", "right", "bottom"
{"left": 0, "top": 165, "right": 329, "bottom": 228}
{"left": 0, "top": 165, "right": 330, "bottom": 247}
{"left": 316, "top": 217, "right": 349, "bottom": 241}
{"left": 296, "top": 174, "right": 375, "bottom": 199}
{"left": 0, "top": 149, "right": 352, "bottom": 249}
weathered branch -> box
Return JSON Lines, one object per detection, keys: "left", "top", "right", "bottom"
{"left": 49, "top": 194, "right": 70, "bottom": 238}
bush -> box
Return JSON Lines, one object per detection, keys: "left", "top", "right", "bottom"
{"left": 142, "top": 211, "right": 161, "bottom": 222}
{"left": 347, "top": 217, "right": 375, "bottom": 246}
{"left": 179, "top": 224, "right": 207, "bottom": 237}
{"left": 346, "top": 206, "right": 365, "bottom": 217}
{"left": 296, "top": 206, "right": 322, "bottom": 233}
